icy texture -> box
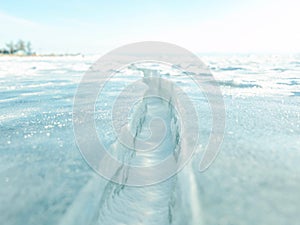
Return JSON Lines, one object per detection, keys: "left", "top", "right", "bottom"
{"left": 0, "top": 55, "right": 300, "bottom": 225}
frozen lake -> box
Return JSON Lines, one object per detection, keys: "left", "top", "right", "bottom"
{"left": 0, "top": 54, "right": 300, "bottom": 225}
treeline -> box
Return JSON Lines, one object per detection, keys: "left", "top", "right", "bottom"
{"left": 0, "top": 40, "right": 35, "bottom": 55}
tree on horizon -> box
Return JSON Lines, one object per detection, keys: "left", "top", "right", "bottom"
{"left": 2, "top": 40, "right": 33, "bottom": 55}
{"left": 5, "top": 41, "right": 15, "bottom": 54}
{"left": 15, "top": 40, "right": 26, "bottom": 52}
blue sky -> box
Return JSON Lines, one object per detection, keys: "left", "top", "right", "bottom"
{"left": 0, "top": 0, "right": 299, "bottom": 54}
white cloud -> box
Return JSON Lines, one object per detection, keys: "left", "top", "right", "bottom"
{"left": 168, "top": 0, "right": 300, "bottom": 53}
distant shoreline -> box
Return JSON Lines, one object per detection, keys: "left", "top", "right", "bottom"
{"left": 0, "top": 53, "right": 84, "bottom": 57}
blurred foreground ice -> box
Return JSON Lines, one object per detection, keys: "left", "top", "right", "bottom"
{"left": 0, "top": 54, "right": 300, "bottom": 225}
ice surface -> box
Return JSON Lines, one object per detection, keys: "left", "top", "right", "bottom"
{"left": 0, "top": 54, "right": 300, "bottom": 225}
